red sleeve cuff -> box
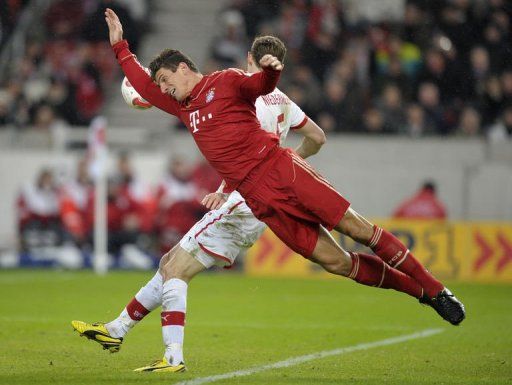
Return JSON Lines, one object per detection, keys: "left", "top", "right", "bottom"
{"left": 291, "top": 116, "right": 308, "bottom": 130}
{"left": 112, "top": 40, "right": 134, "bottom": 63}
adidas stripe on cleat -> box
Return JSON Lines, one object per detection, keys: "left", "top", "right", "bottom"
{"left": 71, "top": 320, "right": 123, "bottom": 353}
{"left": 133, "top": 358, "right": 186, "bottom": 373}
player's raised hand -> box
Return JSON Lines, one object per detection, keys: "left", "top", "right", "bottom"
{"left": 201, "top": 193, "right": 227, "bottom": 210}
{"left": 104, "top": 8, "right": 124, "bottom": 45}
{"left": 259, "top": 54, "right": 283, "bottom": 71}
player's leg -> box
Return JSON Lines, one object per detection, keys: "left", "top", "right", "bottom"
{"left": 334, "top": 207, "right": 465, "bottom": 325}
{"left": 335, "top": 207, "right": 442, "bottom": 294}
{"left": 309, "top": 227, "right": 423, "bottom": 299}
{"left": 133, "top": 245, "right": 208, "bottom": 373}
{"left": 103, "top": 247, "right": 175, "bottom": 338}
{"left": 244, "top": 150, "right": 464, "bottom": 324}
{"left": 71, "top": 246, "right": 177, "bottom": 353}
{"left": 156, "top": 246, "right": 206, "bottom": 369}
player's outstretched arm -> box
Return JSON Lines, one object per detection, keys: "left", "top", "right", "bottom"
{"left": 105, "top": 8, "right": 180, "bottom": 115}
{"left": 294, "top": 119, "right": 327, "bottom": 159}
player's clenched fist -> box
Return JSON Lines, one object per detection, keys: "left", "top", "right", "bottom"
{"left": 104, "top": 8, "right": 124, "bottom": 45}
{"left": 259, "top": 54, "right": 283, "bottom": 71}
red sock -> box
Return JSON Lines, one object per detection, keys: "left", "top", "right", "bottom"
{"left": 368, "top": 226, "right": 443, "bottom": 297}
{"left": 348, "top": 252, "right": 423, "bottom": 298}
{"left": 126, "top": 297, "right": 150, "bottom": 321}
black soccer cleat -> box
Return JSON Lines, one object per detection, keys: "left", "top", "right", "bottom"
{"left": 419, "top": 288, "right": 466, "bottom": 326}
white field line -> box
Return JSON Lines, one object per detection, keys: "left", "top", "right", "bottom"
{"left": 174, "top": 328, "right": 444, "bottom": 385}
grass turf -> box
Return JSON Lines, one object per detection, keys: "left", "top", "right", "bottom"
{"left": 0, "top": 269, "right": 511, "bottom": 384}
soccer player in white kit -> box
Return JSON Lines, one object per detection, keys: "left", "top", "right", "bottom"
{"left": 72, "top": 36, "right": 327, "bottom": 372}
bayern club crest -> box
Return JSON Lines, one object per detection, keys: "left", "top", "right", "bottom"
{"left": 206, "top": 88, "right": 215, "bottom": 103}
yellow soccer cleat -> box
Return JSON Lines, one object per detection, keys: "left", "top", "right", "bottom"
{"left": 133, "top": 358, "right": 186, "bottom": 373}
{"left": 71, "top": 320, "right": 123, "bottom": 353}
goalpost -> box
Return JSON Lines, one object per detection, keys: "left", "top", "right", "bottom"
{"left": 88, "top": 116, "right": 108, "bottom": 274}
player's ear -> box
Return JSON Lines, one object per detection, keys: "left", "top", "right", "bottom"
{"left": 178, "top": 62, "right": 188, "bottom": 73}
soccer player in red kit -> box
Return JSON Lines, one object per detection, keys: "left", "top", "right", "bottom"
{"left": 101, "top": 7, "right": 463, "bottom": 352}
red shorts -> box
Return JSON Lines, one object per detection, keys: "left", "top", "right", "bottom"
{"left": 238, "top": 148, "right": 350, "bottom": 257}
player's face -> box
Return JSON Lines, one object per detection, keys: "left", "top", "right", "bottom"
{"left": 155, "top": 67, "right": 188, "bottom": 102}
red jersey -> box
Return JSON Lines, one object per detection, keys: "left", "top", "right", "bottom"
{"left": 113, "top": 40, "right": 281, "bottom": 191}
{"left": 393, "top": 189, "right": 447, "bottom": 220}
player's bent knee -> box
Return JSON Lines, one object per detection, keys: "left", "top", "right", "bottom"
{"left": 161, "top": 246, "right": 206, "bottom": 282}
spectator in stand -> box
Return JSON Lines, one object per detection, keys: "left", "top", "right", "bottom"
{"left": 113, "top": 151, "right": 155, "bottom": 236}
{"left": 373, "top": 56, "right": 412, "bottom": 100}
{"left": 211, "top": 8, "right": 248, "bottom": 68}
{"left": 301, "top": 0, "right": 343, "bottom": 81}
{"left": 272, "top": 1, "right": 308, "bottom": 56}
{"left": 488, "top": 104, "right": 512, "bottom": 142}
{"left": 417, "top": 82, "right": 451, "bottom": 135}
{"left": 60, "top": 158, "right": 93, "bottom": 247}
{"left": 438, "top": 4, "right": 476, "bottom": 57}
{"left": 287, "top": 64, "right": 323, "bottom": 118}
{"left": 404, "top": 103, "right": 429, "bottom": 137}
{"left": 456, "top": 106, "right": 482, "bottom": 137}
{"left": 500, "top": 69, "right": 512, "bottom": 106}
{"left": 377, "top": 83, "right": 406, "bottom": 133}
{"left": 479, "top": 75, "right": 504, "bottom": 126}
{"left": 319, "top": 78, "right": 362, "bottom": 132}
{"left": 416, "top": 48, "right": 462, "bottom": 104}
{"left": 468, "top": 46, "right": 491, "bottom": 99}
{"left": 155, "top": 156, "right": 204, "bottom": 253}
{"left": 401, "top": 2, "right": 431, "bottom": 49}
{"left": 374, "top": 33, "right": 422, "bottom": 79}
{"left": 106, "top": 177, "right": 144, "bottom": 260}
{"left": 362, "top": 107, "right": 386, "bottom": 135}
{"left": 482, "top": 22, "right": 511, "bottom": 73}
{"left": 17, "top": 168, "right": 63, "bottom": 251}
{"left": 393, "top": 181, "right": 447, "bottom": 220}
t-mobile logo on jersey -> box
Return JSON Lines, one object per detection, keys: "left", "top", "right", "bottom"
{"left": 189, "top": 110, "right": 213, "bottom": 133}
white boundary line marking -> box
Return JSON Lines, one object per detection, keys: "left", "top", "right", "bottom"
{"left": 174, "top": 328, "right": 444, "bottom": 385}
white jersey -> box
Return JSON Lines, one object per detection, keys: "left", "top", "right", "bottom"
{"left": 255, "top": 87, "right": 308, "bottom": 145}
{"left": 180, "top": 87, "right": 309, "bottom": 268}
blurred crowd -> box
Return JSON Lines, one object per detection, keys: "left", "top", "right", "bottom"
{"left": 0, "top": 0, "right": 148, "bottom": 129}
{"left": 17, "top": 154, "right": 221, "bottom": 263}
{"left": 207, "top": 0, "right": 512, "bottom": 139}
{"left": 0, "top": 0, "right": 28, "bottom": 48}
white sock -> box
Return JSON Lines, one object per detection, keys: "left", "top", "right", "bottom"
{"left": 161, "top": 278, "right": 188, "bottom": 365}
{"left": 106, "top": 271, "right": 163, "bottom": 338}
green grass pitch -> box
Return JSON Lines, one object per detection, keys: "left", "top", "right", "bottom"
{"left": 1, "top": 269, "right": 511, "bottom": 384}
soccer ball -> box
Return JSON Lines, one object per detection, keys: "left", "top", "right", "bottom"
{"left": 121, "top": 77, "right": 152, "bottom": 109}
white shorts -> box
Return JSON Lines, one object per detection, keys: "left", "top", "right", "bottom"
{"left": 179, "top": 191, "right": 266, "bottom": 268}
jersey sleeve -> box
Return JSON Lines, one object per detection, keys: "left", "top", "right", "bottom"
{"left": 289, "top": 100, "right": 308, "bottom": 130}
{"left": 112, "top": 40, "right": 180, "bottom": 116}
{"left": 227, "top": 68, "right": 281, "bottom": 102}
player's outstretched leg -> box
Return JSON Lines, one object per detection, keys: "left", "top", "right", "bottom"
{"left": 71, "top": 267, "right": 164, "bottom": 352}
{"left": 310, "top": 228, "right": 423, "bottom": 299}
{"left": 335, "top": 208, "right": 465, "bottom": 325}
{"left": 348, "top": 252, "right": 424, "bottom": 298}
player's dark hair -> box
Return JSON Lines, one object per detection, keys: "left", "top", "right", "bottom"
{"left": 149, "top": 49, "right": 199, "bottom": 80}
{"left": 250, "top": 35, "right": 287, "bottom": 68}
